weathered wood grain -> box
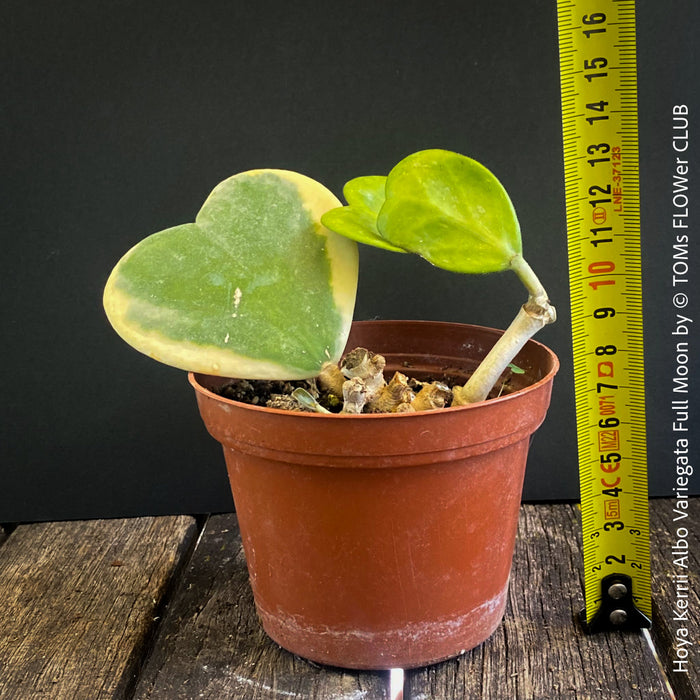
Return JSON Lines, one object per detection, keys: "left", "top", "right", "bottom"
{"left": 649, "top": 497, "right": 699, "bottom": 700}
{"left": 134, "top": 513, "right": 391, "bottom": 700}
{"left": 0, "top": 516, "right": 197, "bottom": 699}
{"left": 405, "top": 503, "right": 670, "bottom": 700}
{"left": 1, "top": 501, "right": 691, "bottom": 699}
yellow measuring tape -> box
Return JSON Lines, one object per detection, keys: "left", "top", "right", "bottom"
{"left": 556, "top": 0, "right": 652, "bottom": 630}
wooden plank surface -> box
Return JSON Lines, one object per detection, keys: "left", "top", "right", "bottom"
{"left": 649, "top": 497, "right": 699, "bottom": 700}
{"left": 0, "top": 516, "right": 197, "bottom": 699}
{"left": 134, "top": 513, "right": 391, "bottom": 700}
{"left": 136, "top": 506, "right": 674, "bottom": 700}
{"left": 405, "top": 503, "right": 671, "bottom": 700}
{"left": 0, "top": 501, "right": 691, "bottom": 699}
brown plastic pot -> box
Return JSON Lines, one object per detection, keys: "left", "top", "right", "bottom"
{"left": 189, "top": 320, "right": 559, "bottom": 670}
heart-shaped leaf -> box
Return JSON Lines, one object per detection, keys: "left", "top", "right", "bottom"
{"left": 104, "top": 169, "right": 359, "bottom": 379}
{"left": 320, "top": 176, "right": 405, "bottom": 253}
{"left": 377, "top": 149, "right": 522, "bottom": 273}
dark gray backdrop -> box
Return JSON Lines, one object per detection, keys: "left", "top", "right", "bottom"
{"left": 2, "top": 1, "right": 697, "bottom": 522}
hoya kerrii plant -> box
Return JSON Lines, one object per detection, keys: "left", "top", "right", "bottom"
{"left": 321, "top": 148, "right": 556, "bottom": 405}
{"left": 104, "top": 169, "right": 359, "bottom": 380}
{"left": 103, "top": 149, "right": 555, "bottom": 411}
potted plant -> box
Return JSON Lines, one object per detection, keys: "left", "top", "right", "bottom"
{"left": 103, "top": 149, "right": 559, "bottom": 670}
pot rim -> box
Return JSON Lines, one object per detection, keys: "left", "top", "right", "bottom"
{"left": 188, "top": 319, "right": 559, "bottom": 420}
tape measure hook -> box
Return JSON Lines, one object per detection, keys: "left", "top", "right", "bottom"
{"left": 581, "top": 574, "right": 652, "bottom": 633}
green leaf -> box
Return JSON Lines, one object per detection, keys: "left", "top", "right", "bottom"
{"left": 377, "top": 149, "right": 522, "bottom": 273}
{"left": 104, "top": 169, "right": 359, "bottom": 379}
{"left": 345, "top": 175, "right": 387, "bottom": 215}
{"left": 320, "top": 176, "right": 406, "bottom": 253}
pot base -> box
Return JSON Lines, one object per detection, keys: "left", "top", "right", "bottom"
{"left": 258, "top": 582, "right": 508, "bottom": 670}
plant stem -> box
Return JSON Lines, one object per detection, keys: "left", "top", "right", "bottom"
{"left": 452, "top": 254, "right": 556, "bottom": 405}
{"left": 510, "top": 253, "right": 551, "bottom": 306}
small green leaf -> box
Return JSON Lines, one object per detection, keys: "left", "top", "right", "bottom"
{"left": 292, "top": 387, "right": 331, "bottom": 413}
{"left": 321, "top": 176, "right": 406, "bottom": 253}
{"left": 377, "top": 149, "right": 522, "bottom": 273}
{"left": 507, "top": 363, "right": 525, "bottom": 374}
{"left": 104, "top": 169, "right": 359, "bottom": 379}
{"left": 345, "top": 176, "right": 387, "bottom": 215}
